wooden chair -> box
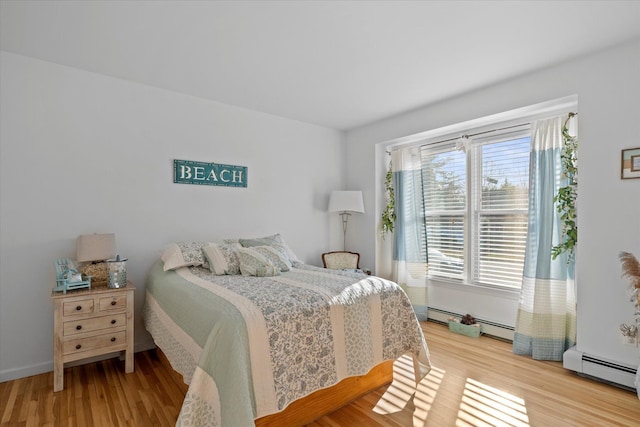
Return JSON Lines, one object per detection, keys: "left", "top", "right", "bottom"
{"left": 322, "top": 251, "right": 360, "bottom": 270}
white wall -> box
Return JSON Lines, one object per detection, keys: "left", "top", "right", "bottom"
{"left": 346, "top": 39, "right": 640, "bottom": 368}
{"left": 0, "top": 51, "right": 344, "bottom": 381}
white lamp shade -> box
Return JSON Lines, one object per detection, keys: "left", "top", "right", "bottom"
{"left": 328, "top": 191, "right": 364, "bottom": 213}
{"left": 76, "top": 233, "right": 116, "bottom": 262}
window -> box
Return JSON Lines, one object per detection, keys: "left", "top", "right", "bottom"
{"left": 421, "top": 126, "right": 531, "bottom": 290}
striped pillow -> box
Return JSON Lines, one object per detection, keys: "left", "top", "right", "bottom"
{"left": 250, "top": 245, "right": 292, "bottom": 272}
{"left": 236, "top": 247, "right": 280, "bottom": 277}
{"left": 202, "top": 243, "right": 242, "bottom": 275}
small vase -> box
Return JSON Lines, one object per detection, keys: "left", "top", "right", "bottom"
{"left": 107, "top": 255, "right": 127, "bottom": 289}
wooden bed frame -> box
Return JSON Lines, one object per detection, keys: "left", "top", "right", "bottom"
{"left": 157, "top": 348, "right": 394, "bottom": 426}
{"left": 256, "top": 359, "right": 393, "bottom": 426}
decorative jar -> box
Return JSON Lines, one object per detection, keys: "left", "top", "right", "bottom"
{"left": 107, "top": 255, "right": 127, "bottom": 288}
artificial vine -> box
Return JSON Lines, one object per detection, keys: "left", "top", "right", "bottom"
{"left": 381, "top": 160, "right": 395, "bottom": 237}
{"left": 551, "top": 113, "right": 578, "bottom": 261}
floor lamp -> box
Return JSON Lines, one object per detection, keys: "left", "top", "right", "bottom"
{"left": 328, "top": 190, "right": 364, "bottom": 251}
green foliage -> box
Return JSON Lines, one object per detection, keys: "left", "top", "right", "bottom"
{"left": 551, "top": 114, "right": 578, "bottom": 261}
{"left": 422, "top": 151, "right": 466, "bottom": 209}
{"left": 381, "top": 161, "right": 396, "bottom": 237}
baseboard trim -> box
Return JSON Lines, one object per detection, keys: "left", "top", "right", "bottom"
{"left": 427, "top": 307, "right": 515, "bottom": 341}
{"left": 1, "top": 340, "right": 157, "bottom": 383}
{"left": 0, "top": 361, "right": 52, "bottom": 383}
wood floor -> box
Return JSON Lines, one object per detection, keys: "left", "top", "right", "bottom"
{"left": 2, "top": 321, "right": 639, "bottom": 426}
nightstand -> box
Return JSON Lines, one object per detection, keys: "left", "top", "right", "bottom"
{"left": 51, "top": 283, "right": 134, "bottom": 392}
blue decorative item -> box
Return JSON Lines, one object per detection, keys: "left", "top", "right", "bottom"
{"left": 54, "top": 258, "right": 91, "bottom": 293}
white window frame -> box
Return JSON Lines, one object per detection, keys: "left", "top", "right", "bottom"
{"left": 421, "top": 126, "right": 531, "bottom": 290}
{"left": 383, "top": 95, "right": 578, "bottom": 296}
{"left": 468, "top": 127, "right": 531, "bottom": 290}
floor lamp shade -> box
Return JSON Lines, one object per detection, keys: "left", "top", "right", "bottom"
{"left": 328, "top": 191, "right": 365, "bottom": 214}
{"left": 329, "top": 191, "right": 364, "bottom": 251}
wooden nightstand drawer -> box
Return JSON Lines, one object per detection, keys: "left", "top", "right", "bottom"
{"left": 63, "top": 330, "right": 126, "bottom": 355}
{"left": 63, "top": 313, "right": 126, "bottom": 336}
{"left": 99, "top": 295, "right": 127, "bottom": 312}
{"left": 62, "top": 299, "right": 95, "bottom": 317}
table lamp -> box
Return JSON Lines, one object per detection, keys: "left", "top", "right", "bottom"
{"left": 77, "top": 233, "right": 116, "bottom": 286}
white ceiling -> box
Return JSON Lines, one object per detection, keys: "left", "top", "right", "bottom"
{"left": 2, "top": 1, "right": 640, "bottom": 131}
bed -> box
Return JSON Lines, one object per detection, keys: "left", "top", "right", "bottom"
{"left": 142, "top": 237, "right": 431, "bottom": 426}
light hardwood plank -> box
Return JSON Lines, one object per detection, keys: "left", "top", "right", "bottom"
{"left": 1, "top": 321, "right": 639, "bottom": 426}
{"left": 314, "top": 322, "right": 640, "bottom": 427}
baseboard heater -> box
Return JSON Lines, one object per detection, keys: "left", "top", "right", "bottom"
{"left": 427, "top": 307, "right": 515, "bottom": 341}
{"left": 563, "top": 346, "right": 637, "bottom": 390}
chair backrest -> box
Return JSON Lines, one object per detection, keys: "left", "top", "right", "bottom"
{"left": 322, "top": 251, "right": 360, "bottom": 270}
{"left": 55, "top": 258, "right": 74, "bottom": 279}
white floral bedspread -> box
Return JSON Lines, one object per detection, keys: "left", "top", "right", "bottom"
{"left": 143, "top": 261, "right": 430, "bottom": 426}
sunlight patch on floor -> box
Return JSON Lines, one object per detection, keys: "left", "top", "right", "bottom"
{"left": 374, "top": 355, "right": 530, "bottom": 427}
{"left": 456, "top": 378, "right": 530, "bottom": 427}
{"left": 373, "top": 355, "right": 444, "bottom": 418}
{"left": 412, "top": 363, "right": 444, "bottom": 426}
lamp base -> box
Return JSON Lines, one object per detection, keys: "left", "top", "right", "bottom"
{"left": 79, "top": 262, "right": 109, "bottom": 286}
{"left": 340, "top": 211, "right": 352, "bottom": 251}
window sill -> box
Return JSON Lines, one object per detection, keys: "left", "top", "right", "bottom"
{"left": 427, "top": 277, "right": 521, "bottom": 300}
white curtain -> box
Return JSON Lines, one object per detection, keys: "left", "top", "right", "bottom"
{"left": 513, "top": 115, "right": 577, "bottom": 360}
{"left": 391, "top": 147, "right": 429, "bottom": 320}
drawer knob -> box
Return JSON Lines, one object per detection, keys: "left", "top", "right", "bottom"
{"left": 111, "top": 301, "right": 116, "bottom": 306}
{"left": 76, "top": 305, "right": 82, "bottom": 311}
{"left": 110, "top": 337, "right": 116, "bottom": 342}
{"left": 75, "top": 344, "right": 82, "bottom": 350}
{"left": 76, "top": 325, "right": 82, "bottom": 330}
{"left": 111, "top": 319, "right": 116, "bottom": 325}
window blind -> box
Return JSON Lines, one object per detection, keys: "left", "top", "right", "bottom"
{"left": 421, "top": 146, "right": 466, "bottom": 278}
{"left": 419, "top": 131, "right": 530, "bottom": 288}
{"left": 472, "top": 136, "right": 530, "bottom": 289}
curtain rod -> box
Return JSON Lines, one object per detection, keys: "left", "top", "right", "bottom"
{"left": 386, "top": 112, "right": 577, "bottom": 154}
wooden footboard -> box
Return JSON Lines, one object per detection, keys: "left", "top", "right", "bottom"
{"left": 255, "top": 360, "right": 394, "bottom": 426}
{"left": 156, "top": 348, "right": 393, "bottom": 426}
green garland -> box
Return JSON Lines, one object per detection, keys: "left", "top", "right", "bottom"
{"left": 381, "top": 160, "right": 395, "bottom": 237}
{"left": 551, "top": 113, "right": 578, "bottom": 261}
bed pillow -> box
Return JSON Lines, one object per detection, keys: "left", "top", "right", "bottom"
{"left": 238, "top": 233, "right": 300, "bottom": 264}
{"left": 162, "top": 242, "right": 213, "bottom": 271}
{"left": 250, "top": 245, "right": 292, "bottom": 272}
{"left": 236, "top": 247, "right": 280, "bottom": 277}
{"left": 202, "top": 243, "right": 242, "bottom": 275}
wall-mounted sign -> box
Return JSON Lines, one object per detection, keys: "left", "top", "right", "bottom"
{"left": 173, "top": 159, "right": 248, "bottom": 187}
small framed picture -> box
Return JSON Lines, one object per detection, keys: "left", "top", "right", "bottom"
{"left": 621, "top": 147, "right": 640, "bottom": 179}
